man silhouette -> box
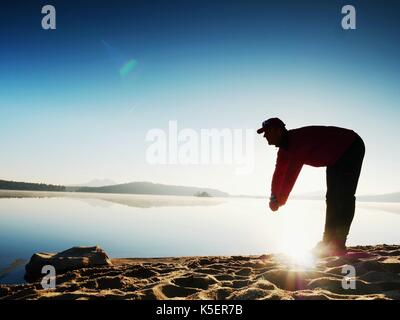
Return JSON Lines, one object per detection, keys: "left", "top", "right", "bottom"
{"left": 257, "top": 118, "right": 365, "bottom": 256}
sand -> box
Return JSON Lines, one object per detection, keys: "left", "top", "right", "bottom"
{"left": 1, "top": 244, "right": 400, "bottom": 300}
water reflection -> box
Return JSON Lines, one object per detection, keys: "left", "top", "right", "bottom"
{"left": 0, "top": 190, "right": 226, "bottom": 208}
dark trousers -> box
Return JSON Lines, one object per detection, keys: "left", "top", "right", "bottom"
{"left": 324, "top": 134, "right": 365, "bottom": 246}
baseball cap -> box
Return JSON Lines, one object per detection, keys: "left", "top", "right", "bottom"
{"left": 257, "top": 118, "right": 286, "bottom": 134}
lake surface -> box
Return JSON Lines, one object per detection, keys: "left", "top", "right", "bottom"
{"left": 1, "top": 191, "right": 399, "bottom": 284}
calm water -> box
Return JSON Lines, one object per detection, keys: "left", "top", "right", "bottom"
{"left": 1, "top": 191, "right": 399, "bottom": 284}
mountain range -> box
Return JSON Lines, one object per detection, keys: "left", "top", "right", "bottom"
{"left": 0, "top": 179, "right": 228, "bottom": 197}
{"left": 0, "top": 179, "right": 399, "bottom": 202}
{"left": 68, "top": 181, "right": 229, "bottom": 197}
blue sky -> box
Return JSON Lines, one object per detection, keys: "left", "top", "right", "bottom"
{"left": 0, "top": 0, "right": 399, "bottom": 195}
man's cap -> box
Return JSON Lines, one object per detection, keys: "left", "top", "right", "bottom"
{"left": 257, "top": 118, "right": 286, "bottom": 134}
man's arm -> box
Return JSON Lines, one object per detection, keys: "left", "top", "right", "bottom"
{"left": 271, "top": 150, "right": 303, "bottom": 207}
{"left": 276, "top": 159, "right": 303, "bottom": 206}
{"left": 270, "top": 149, "right": 289, "bottom": 206}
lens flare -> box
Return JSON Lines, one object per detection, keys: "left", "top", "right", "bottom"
{"left": 101, "top": 40, "right": 138, "bottom": 77}
{"left": 119, "top": 59, "right": 138, "bottom": 77}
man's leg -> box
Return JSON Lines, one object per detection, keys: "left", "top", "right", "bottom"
{"left": 334, "top": 137, "right": 365, "bottom": 246}
{"left": 312, "top": 166, "right": 341, "bottom": 255}
{"left": 324, "top": 165, "right": 340, "bottom": 243}
{"left": 324, "top": 136, "right": 365, "bottom": 248}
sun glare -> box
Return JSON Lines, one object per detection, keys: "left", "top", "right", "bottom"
{"left": 277, "top": 238, "right": 317, "bottom": 269}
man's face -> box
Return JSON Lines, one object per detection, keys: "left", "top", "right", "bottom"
{"left": 263, "top": 126, "right": 282, "bottom": 146}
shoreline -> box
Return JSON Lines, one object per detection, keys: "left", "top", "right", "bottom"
{"left": 1, "top": 244, "right": 400, "bottom": 300}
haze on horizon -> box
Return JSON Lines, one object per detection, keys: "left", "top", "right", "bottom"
{"left": 0, "top": 0, "right": 399, "bottom": 197}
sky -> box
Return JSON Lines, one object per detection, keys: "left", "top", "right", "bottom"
{"left": 0, "top": 0, "right": 399, "bottom": 196}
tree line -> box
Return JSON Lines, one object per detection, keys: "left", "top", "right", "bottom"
{"left": 0, "top": 179, "right": 65, "bottom": 192}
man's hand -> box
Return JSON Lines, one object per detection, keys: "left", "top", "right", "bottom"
{"left": 269, "top": 195, "right": 279, "bottom": 212}
{"left": 269, "top": 199, "right": 279, "bottom": 212}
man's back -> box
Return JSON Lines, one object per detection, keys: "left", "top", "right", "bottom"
{"left": 272, "top": 125, "right": 358, "bottom": 205}
{"left": 285, "top": 126, "right": 357, "bottom": 167}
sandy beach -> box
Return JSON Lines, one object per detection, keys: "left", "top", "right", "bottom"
{"left": 1, "top": 244, "right": 400, "bottom": 300}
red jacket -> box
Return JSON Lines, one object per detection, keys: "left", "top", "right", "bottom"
{"left": 272, "top": 126, "right": 357, "bottom": 206}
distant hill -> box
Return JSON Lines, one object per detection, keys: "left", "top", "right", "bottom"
{"left": 292, "top": 190, "right": 400, "bottom": 203}
{"left": 231, "top": 194, "right": 264, "bottom": 199}
{"left": 292, "top": 190, "right": 325, "bottom": 200}
{"left": 68, "top": 179, "right": 117, "bottom": 188}
{"left": 0, "top": 179, "right": 65, "bottom": 192}
{"left": 74, "top": 181, "right": 229, "bottom": 197}
{"left": 357, "top": 193, "right": 400, "bottom": 203}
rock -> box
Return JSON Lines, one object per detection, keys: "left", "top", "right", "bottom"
{"left": 25, "top": 246, "right": 112, "bottom": 282}
{"left": 0, "top": 285, "right": 11, "bottom": 297}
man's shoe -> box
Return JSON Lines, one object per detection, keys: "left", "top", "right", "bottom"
{"left": 312, "top": 241, "right": 347, "bottom": 258}
{"left": 328, "top": 239, "right": 348, "bottom": 256}
{"left": 311, "top": 241, "right": 330, "bottom": 257}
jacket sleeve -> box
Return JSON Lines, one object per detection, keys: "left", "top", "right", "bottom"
{"left": 271, "top": 149, "right": 289, "bottom": 202}
{"left": 271, "top": 149, "right": 303, "bottom": 206}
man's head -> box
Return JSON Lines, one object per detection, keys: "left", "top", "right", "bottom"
{"left": 257, "top": 118, "right": 286, "bottom": 146}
